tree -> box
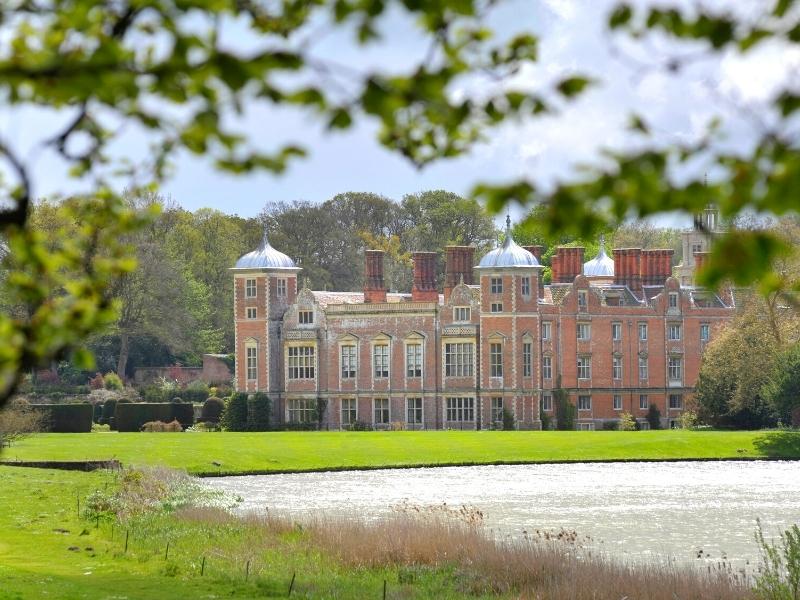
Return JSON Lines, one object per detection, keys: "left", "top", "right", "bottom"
{"left": 0, "top": 0, "right": 556, "bottom": 410}
{"left": 761, "top": 343, "right": 800, "bottom": 425}
{"left": 695, "top": 300, "right": 800, "bottom": 429}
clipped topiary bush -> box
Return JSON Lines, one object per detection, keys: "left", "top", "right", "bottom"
{"left": 647, "top": 404, "right": 662, "bottom": 430}
{"left": 103, "top": 372, "right": 123, "bottom": 391}
{"left": 247, "top": 393, "right": 272, "bottom": 431}
{"left": 31, "top": 403, "right": 93, "bottom": 433}
{"left": 101, "top": 398, "right": 118, "bottom": 425}
{"left": 222, "top": 392, "right": 248, "bottom": 431}
{"left": 116, "top": 403, "right": 176, "bottom": 432}
{"left": 170, "top": 403, "right": 194, "bottom": 429}
{"left": 201, "top": 397, "right": 225, "bottom": 423}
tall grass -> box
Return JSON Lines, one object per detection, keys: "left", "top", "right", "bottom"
{"left": 114, "top": 468, "right": 756, "bottom": 599}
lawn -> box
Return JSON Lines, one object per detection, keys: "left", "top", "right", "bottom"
{"left": 0, "top": 466, "right": 482, "bottom": 599}
{"left": 2, "top": 429, "right": 798, "bottom": 475}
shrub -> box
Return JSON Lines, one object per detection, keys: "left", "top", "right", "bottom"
{"left": 247, "top": 393, "right": 272, "bottom": 431}
{"left": 539, "top": 406, "right": 552, "bottom": 430}
{"left": 57, "top": 361, "right": 90, "bottom": 386}
{"left": 201, "top": 397, "right": 225, "bottom": 423}
{"left": 602, "top": 420, "right": 618, "bottom": 431}
{"left": 88, "top": 373, "right": 105, "bottom": 390}
{"left": 140, "top": 385, "right": 165, "bottom": 402}
{"left": 222, "top": 393, "right": 248, "bottom": 431}
{"left": 646, "top": 404, "right": 662, "bottom": 430}
{"left": 754, "top": 519, "right": 800, "bottom": 600}
{"left": 502, "top": 408, "right": 516, "bottom": 431}
{"left": 554, "top": 385, "right": 576, "bottom": 431}
{"left": 345, "top": 420, "right": 373, "bottom": 431}
{"left": 170, "top": 403, "right": 194, "bottom": 429}
{"left": 618, "top": 412, "right": 637, "bottom": 431}
{"left": 101, "top": 399, "right": 118, "bottom": 425}
{"left": 103, "top": 372, "right": 124, "bottom": 391}
{"left": 180, "top": 388, "right": 210, "bottom": 404}
{"left": 679, "top": 410, "right": 699, "bottom": 430}
{"left": 0, "top": 399, "right": 44, "bottom": 445}
{"left": 142, "top": 420, "right": 183, "bottom": 432}
{"left": 31, "top": 403, "right": 93, "bottom": 433}
{"left": 116, "top": 403, "right": 190, "bottom": 432}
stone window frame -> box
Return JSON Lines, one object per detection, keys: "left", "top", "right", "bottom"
{"left": 612, "top": 354, "right": 622, "bottom": 380}
{"left": 577, "top": 355, "right": 591, "bottom": 380}
{"left": 245, "top": 278, "right": 257, "bottom": 298}
{"left": 373, "top": 397, "right": 390, "bottom": 424}
{"left": 406, "top": 397, "right": 423, "bottom": 425}
{"left": 404, "top": 333, "right": 424, "bottom": 379}
{"left": 245, "top": 339, "right": 258, "bottom": 382}
{"left": 340, "top": 398, "right": 357, "bottom": 425}
{"left": 372, "top": 337, "right": 391, "bottom": 380}
{"left": 453, "top": 306, "right": 471, "bottom": 322}
{"left": 339, "top": 338, "right": 358, "bottom": 380}
{"left": 613, "top": 394, "right": 622, "bottom": 410}
{"left": 668, "top": 323, "right": 682, "bottom": 341}
{"left": 577, "top": 394, "right": 591, "bottom": 411}
{"left": 246, "top": 307, "right": 257, "bottom": 319}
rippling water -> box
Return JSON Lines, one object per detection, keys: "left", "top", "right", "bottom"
{"left": 204, "top": 460, "right": 800, "bottom": 568}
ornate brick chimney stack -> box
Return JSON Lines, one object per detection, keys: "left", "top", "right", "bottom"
{"left": 364, "top": 249, "right": 387, "bottom": 303}
{"left": 693, "top": 251, "right": 709, "bottom": 272}
{"left": 412, "top": 251, "right": 439, "bottom": 302}
{"left": 613, "top": 248, "right": 642, "bottom": 293}
{"left": 551, "top": 247, "right": 585, "bottom": 283}
{"left": 444, "top": 246, "right": 475, "bottom": 303}
{"left": 642, "top": 249, "right": 674, "bottom": 286}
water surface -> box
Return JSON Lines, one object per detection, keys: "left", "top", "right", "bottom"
{"left": 205, "top": 460, "right": 800, "bottom": 568}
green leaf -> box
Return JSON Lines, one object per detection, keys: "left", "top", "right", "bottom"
{"left": 777, "top": 92, "right": 800, "bottom": 116}
{"left": 72, "top": 347, "right": 96, "bottom": 370}
{"left": 556, "top": 76, "right": 593, "bottom": 98}
{"left": 774, "top": 0, "right": 795, "bottom": 17}
{"left": 609, "top": 4, "right": 633, "bottom": 29}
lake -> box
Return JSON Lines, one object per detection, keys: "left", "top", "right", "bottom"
{"left": 204, "top": 460, "right": 800, "bottom": 569}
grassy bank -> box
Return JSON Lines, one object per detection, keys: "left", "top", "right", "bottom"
{"left": 0, "top": 466, "right": 755, "bottom": 599}
{"left": 1, "top": 429, "right": 799, "bottom": 475}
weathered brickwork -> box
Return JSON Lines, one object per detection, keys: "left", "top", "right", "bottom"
{"left": 232, "top": 222, "right": 733, "bottom": 430}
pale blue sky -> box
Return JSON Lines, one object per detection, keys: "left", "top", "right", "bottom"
{"left": 4, "top": 1, "right": 793, "bottom": 226}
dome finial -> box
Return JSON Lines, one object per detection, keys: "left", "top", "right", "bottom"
{"left": 505, "top": 213, "right": 511, "bottom": 232}
{"left": 599, "top": 233, "right": 606, "bottom": 251}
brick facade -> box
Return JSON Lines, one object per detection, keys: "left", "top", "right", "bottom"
{"left": 233, "top": 227, "right": 733, "bottom": 430}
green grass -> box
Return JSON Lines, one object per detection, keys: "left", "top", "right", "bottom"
{"left": 3, "top": 429, "right": 799, "bottom": 475}
{"left": 0, "top": 466, "right": 492, "bottom": 599}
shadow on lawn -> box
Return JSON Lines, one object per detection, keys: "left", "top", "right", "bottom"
{"left": 753, "top": 430, "right": 800, "bottom": 458}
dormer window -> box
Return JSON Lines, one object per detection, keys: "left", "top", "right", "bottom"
{"left": 577, "top": 290, "right": 587, "bottom": 309}
{"left": 299, "top": 310, "right": 313, "bottom": 325}
{"left": 668, "top": 292, "right": 678, "bottom": 308}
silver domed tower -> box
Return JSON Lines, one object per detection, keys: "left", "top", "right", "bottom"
{"left": 232, "top": 227, "right": 300, "bottom": 396}
{"left": 233, "top": 229, "right": 300, "bottom": 271}
{"left": 476, "top": 215, "right": 540, "bottom": 269}
{"left": 583, "top": 235, "right": 615, "bottom": 278}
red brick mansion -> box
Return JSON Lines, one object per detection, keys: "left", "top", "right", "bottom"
{"left": 232, "top": 211, "right": 733, "bottom": 430}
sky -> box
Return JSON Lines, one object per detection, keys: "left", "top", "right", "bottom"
{"left": 3, "top": 0, "right": 795, "bottom": 226}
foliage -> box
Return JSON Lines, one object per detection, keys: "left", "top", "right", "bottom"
{"left": 540, "top": 406, "right": 552, "bottom": 431}
{"left": 553, "top": 384, "right": 576, "bottom": 431}
{"left": 88, "top": 373, "right": 104, "bottom": 390}
{"left": 30, "top": 403, "right": 94, "bottom": 433}
{"left": 618, "top": 412, "right": 637, "bottom": 432}
{"left": 0, "top": 0, "right": 566, "bottom": 410}
{"left": 646, "top": 405, "right": 662, "bottom": 430}
{"left": 754, "top": 519, "right": 800, "bottom": 600}
{"left": 502, "top": 408, "right": 516, "bottom": 431}
{"left": 222, "top": 393, "right": 249, "bottom": 432}
{"left": 762, "top": 343, "right": 800, "bottom": 425}
{"left": 679, "top": 410, "right": 699, "bottom": 430}
{"left": 0, "top": 398, "right": 44, "bottom": 445}
{"left": 115, "top": 403, "right": 193, "bottom": 432}
{"left": 201, "top": 397, "right": 225, "bottom": 424}
{"left": 103, "top": 372, "right": 123, "bottom": 391}
{"left": 315, "top": 398, "right": 328, "bottom": 430}
{"left": 247, "top": 393, "right": 272, "bottom": 432}
{"left": 695, "top": 299, "right": 800, "bottom": 429}
{"left": 141, "top": 420, "right": 184, "bottom": 433}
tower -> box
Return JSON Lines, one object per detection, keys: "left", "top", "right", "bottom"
{"left": 231, "top": 229, "right": 300, "bottom": 393}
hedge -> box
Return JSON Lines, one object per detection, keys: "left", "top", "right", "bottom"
{"left": 222, "top": 393, "right": 249, "bottom": 431}
{"left": 115, "top": 403, "right": 195, "bottom": 432}
{"left": 31, "top": 403, "right": 93, "bottom": 433}
{"left": 139, "top": 386, "right": 209, "bottom": 404}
